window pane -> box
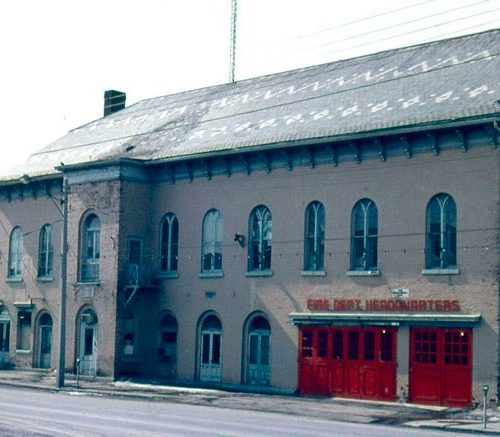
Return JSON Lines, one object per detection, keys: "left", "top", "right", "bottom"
{"left": 332, "top": 330, "right": 343, "bottom": 359}
{"left": 84, "top": 328, "right": 93, "bottom": 356}
{"left": 364, "top": 331, "right": 375, "bottom": 361}
{"left": 128, "top": 239, "right": 142, "bottom": 264}
{"left": 249, "top": 206, "right": 272, "bottom": 271}
{"left": 202, "top": 333, "right": 210, "bottom": 364}
{"left": 261, "top": 335, "right": 270, "bottom": 365}
{"left": 212, "top": 334, "right": 221, "bottom": 364}
{"left": 380, "top": 330, "right": 393, "bottom": 362}
{"left": 348, "top": 331, "right": 359, "bottom": 360}
{"left": 318, "top": 329, "right": 328, "bottom": 358}
{"left": 249, "top": 335, "right": 258, "bottom": 365}
{"left": 302, "top": 329, "right": 313, "bottom": 358}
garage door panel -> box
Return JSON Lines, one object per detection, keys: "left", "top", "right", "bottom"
{"left": 330, "top": 363, "right": 345, "bottom": 394}
{"left": 410, "top": 328, "right": 472, "bottom": 407}
{"left": 361, "top": 366, "right": 377, "bottom": 397}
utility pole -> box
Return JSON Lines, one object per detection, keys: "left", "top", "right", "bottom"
{"left": 56, "top": 176, "right": 68, "bottom": 388}
{"left": 229, "top": 0, "right": 238, "bottom": 83}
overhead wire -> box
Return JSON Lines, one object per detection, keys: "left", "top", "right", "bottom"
{"left": 291, "top": 8, "right": 500, "bottom": 63}
{"left": 249, "top": 0, "right": 437, "bottom": 49}
{"left": 250, "top": 0, "right": 489, "bottom": 54}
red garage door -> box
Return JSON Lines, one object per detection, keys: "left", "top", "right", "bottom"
{"left": 298, "top": 326, "right": 397, "bottom": 401}
{"left": 409, "top": 328, "right": 472, "bottom": 407}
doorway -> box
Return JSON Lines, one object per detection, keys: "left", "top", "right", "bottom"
{"left": 37, "top": 313, "right": 52, "bottom": 369}
{"left": 298, "top": 326, "right": 397, "bottom": 400}
{"left": 0, "top": 308, "right": 11, "bottom": 367}
{"left": 245, "top": 315, "right": 270, "bottom": 386}
{"left": 78, "top": 309, "right": 98, "bottom": 376}
{"left": 199, "top": 314, "right": 222, "bottom": 382}
{"left": 158, "top": 313, "right": 178, "bottom": 379}
{"left": 409, "top": 327, "right": 472, "bottom": 407}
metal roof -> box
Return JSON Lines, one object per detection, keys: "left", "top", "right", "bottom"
{"left": 3, "top": 29, "right": 499, "bottom": 181}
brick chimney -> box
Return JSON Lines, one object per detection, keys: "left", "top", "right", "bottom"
{"left": 104, "top": 90, "right": 126, "bottom": 116}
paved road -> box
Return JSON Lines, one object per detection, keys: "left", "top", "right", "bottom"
{"left": 0, "top": 386, "right": 471, "bottom": 436}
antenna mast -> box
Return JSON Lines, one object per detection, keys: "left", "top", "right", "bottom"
{"left": 229, "top": 0, "right": 238, "bottom": 83}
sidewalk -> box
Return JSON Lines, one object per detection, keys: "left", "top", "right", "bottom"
{"left": 0, "top": 368, "right": 499, "bottom": 434}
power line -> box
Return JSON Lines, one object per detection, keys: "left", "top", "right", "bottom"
{"left": 283, "top": 8, "right": 500, "bottom": 62}
{"left": 250, "top": 0, "right": 484, "bottom": 52}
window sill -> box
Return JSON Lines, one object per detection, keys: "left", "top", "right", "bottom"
{"left": 75, "top": 281, "right": 101, "bottom": 286}
{"left": 422, "top": 268, "right": 459, "bottom": 275}
{"left": 157, "top": 272, "right": 179, "bottom": 279}
{"left": 199, "top": 271, "right": 224, "bottom": 279}
{"left": 301, "top": 270, "right": 326, "bottom": 277}
{"left": 346, "top": 269, "right": 380, "bottom": 277}
{"left": 15, "top": 349, "right": 31, "bottom": 355}
{"left": 245, "top": 270, "right": 273, "bottom": 277}
{"left": 6, "top": 277, "right": 23, "bottom": 283}
{"left": 37, "top": 276, "right": 54, "bottom": 282}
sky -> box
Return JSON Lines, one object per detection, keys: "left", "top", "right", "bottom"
{"left": 0, "top": 0, "right": 498, "bottom": 174}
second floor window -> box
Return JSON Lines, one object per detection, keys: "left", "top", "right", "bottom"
{"left": 248, "top": 205, "right": 272, "bottom": 271}
{"left": 351, "top": 199, "right": 378, "bottom": 270}
{"left": 160, "top": 213, "right": 178, "bottom": 273}
{"left": 201, "top": 209, "right": 223, "bottom": 272}
{"left": 8, "top": 227, "right": 23, "bottom": 278}
{"left": 81, "top": 214, "right": 101, "bottom": 282}
{"left": 38, "top": 224, "right": 53, "bottom": 278}
{"left": 426, "top": 193, "right": 457, "bottom": 269}
{"left": 304, "top": 201, "right": 325, "bottom": 271}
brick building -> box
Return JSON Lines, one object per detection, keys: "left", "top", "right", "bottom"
{"left": 0, "top": 30, "right": 499, "bottom": 407}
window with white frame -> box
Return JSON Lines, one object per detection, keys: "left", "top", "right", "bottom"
{"left": 426, "top": 193, "right": 457, "bottom": 269}
{"left": 38, "top": 224, "right": 53, "bottom": 279}
{"left": 81, "top": 214, "right": 101, "bottom": 282}
{"left": 304, "top": 201, "right": 325, "bottom": 271}
{"left": 201, "top": 209, "right": 223, "bottom": 273}
{"left": 350, "top": 199, "right": 378, "bottom": 270}
{"left": 8, "top": 227, "right": 23, "bottom": 278}
{"left": 160, "top": 213, "right": 178, "bottom": 274}
{"left": 248, "top": 205, "right": 272, "bottom": 271}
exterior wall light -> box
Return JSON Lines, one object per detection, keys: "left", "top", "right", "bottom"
{"left": 234, "top": 233, "right": 245, "bottom": 247}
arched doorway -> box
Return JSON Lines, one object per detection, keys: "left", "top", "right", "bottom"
{"left": 245, "top": 314, "right": 271, "bottom": 386}
{"left": 0, "top": 308, "right": 11, "bottom": 367}
{"left": 199, "top": 314, "right": 222, "bottom": 382}
{"left": 158, "top": 313, "right": 178, "bottom": 379}
{"left": 78, "top": 308, "right": 98, "bottom": 376}
{"left": 37, "top": 313, "right": 52, "bottom": 369}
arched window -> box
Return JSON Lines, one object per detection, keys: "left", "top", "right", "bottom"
{"left": 248, "top": 205, "right": 272, "bottom": 272}
{"left": 351, "top": 199, "right": 378, "bottom": 270}
{"left": 81, "top": 214, "right": 101, "bottom": 282}
{"left": 426, "top": 194, "right": 457, "bottom": 269}
{"left": 201, "top": 209, "right": 223, "bottom": 273}
{"left": 38, "top": 224, "right": 53, "bottom": 278}
{"left": 304, "top": 201, "right": 325, "bottom": 271}
{"left": 8, "top": 227, "right": 23, "bottom": 278}
{"left": 160, "top": 213, "right": 179, "bottom": 274}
